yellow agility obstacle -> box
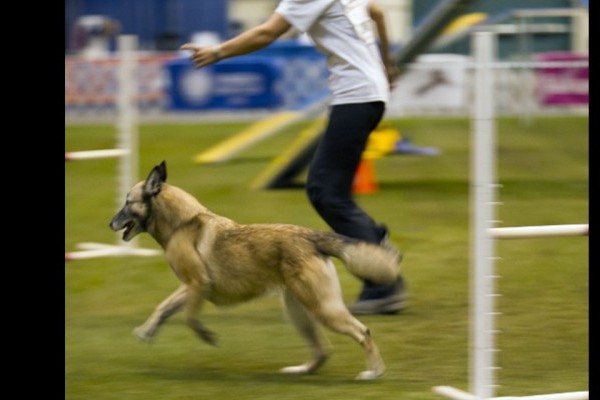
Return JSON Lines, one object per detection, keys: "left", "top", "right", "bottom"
{"left": 193, "top": 93, "right": 330, "bottom": 165}
{"left": 194, "top": 111, "right": 299, "bottom": 164}
{"left": 250, "top": 116, "right": 326, "bottom": 190}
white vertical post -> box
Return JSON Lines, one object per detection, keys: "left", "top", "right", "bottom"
{"left": 377, "top": 0, "right": 413, "bottom": 44}
{"left": 116, "top": 35, "right": 139, "bottom": 248}
{"left": 572, "top": 9, "right": 589, "bottom": 53}
{"left": 470, "top": 31, "right": 498, "bottom": 400}
{"left": 516, "top": 17, "right": 533, "bottom": 126}
{"left": 66, "top": 34, "right": 161, "bottom": 261}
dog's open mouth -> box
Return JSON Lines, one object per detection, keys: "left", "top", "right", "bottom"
{"left": 122, "top": 221, "right": 135, "bottom": 239}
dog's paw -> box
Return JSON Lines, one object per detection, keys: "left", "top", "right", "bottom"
{"left": 355, "top": 370, "right": 384, "bottom": 380}
{"left": 133, "top": 326, "right": 154, "bottom": 343}
{"left": 280, "top": 354, "right": 328, "bottom": 375}
{"left": 187, "top": 319, "right": 218, "bottom": 346}
{"left": 279, "top": 365, "right": 312, "bottom": 375}
{"left": 198, "top": 328, "right": 218, "bottom": 347}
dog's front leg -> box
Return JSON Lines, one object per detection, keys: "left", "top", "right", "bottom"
{"left": 133, "top": 284, "right": 187, "bottom": 343}
{"left": 185, "top": 283, "right": 217, "bottom": 346}
{"left": 165, "top": 230, "right": 217, "bottom": 346}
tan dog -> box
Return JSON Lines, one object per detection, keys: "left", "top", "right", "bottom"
{"left": 109, "top": 161, "right": 402, "bottom": 380}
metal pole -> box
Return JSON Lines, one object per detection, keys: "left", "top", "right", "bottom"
{"left": 116, "top": 35, "right": 139, "bottom": 248}
{"left": 470, "top": 31, "right": 498, "bottom": 399}
{"left": 516, "top": 16, "right": 534, "bottom": 126}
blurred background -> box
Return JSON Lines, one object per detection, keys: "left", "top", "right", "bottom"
{"left": 65, "top": 1, "right": 588, "bottom": 399}
{"left": 65, "top": 0, "right": 588, "bottom": 121}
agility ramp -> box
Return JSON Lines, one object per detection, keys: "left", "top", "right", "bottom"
{"left": 431, "top": 7, "right": 589, "bottom": 52}
{"left": 193, "top": 91, "right": 330, "bottom": 165}
{"left": 393, "top": 0, "right": 480, "bottom": 71}
{"left": 249, "top": 117, "right": 326, "bottom": 189}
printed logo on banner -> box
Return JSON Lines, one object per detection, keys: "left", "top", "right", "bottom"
{"left": 180, "top": 68, "right": 214, "bottom": 105}
{"left": 534, "top": 52, "right": 588, "bottom": 106}
{"left": 389, "top": 54, "right": 468, "bottom": 111}
{"left": 212, "top": 73, "right": 265, "bottom": 96}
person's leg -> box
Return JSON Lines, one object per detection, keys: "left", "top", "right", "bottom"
{"left": 306, "top": 102, "right": 406, "bottom": 314}
{"left": 306, "top": 102, "right": 384, "bottom": 242}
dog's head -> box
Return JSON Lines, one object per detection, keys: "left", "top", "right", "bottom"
{"left": 109, "top": 161, "right": 167, "bottom": 241}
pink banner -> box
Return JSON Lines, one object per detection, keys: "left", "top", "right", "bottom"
{"left": 65, "top": 53, "right": 177, "bottom": 107}
{"left": 534, "top": 52, "right": 588, "bottom": 106}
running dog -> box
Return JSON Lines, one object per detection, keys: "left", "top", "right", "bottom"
{"left": 109, "top": 161, "right": 402, "bottom": 380}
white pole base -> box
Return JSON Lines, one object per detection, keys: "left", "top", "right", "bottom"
{"left": 65, "top": 149, "right": 130, "bottom": 161}
{"left": 433, "top": 386, "right": 588, "bottom": 400}
{"left": 65, "top": 242, "right": 161, "bottom": 261}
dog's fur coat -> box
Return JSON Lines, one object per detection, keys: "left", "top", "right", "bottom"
{"left": 110, "top": 161, "right": 401, "bottom": 379}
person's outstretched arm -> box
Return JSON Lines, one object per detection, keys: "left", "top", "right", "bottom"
{"left": 368, "top": 2, "right": 399, "bottom": 87}
{"left": 181, "top": 13, "right": 292, "bottom": 68}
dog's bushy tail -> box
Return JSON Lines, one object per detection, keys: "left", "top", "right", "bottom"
{"left": 312, "top": 232, "right": 401, "bottom": 285}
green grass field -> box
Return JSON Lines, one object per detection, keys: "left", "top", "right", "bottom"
{"left": 65, "top": 115, "right": 588, "bottom": 399}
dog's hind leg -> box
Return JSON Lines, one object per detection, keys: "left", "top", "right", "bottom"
{"left": 133, "top": 284, "right": 187, "bottom": 342}
{"left": 307, "top": 299, "right": 385, "bottom": 380}
{"left": 286, "top": 259, "right": 386, "bottom": 380}
{"left": 312, "top": 300, "right": 385, "bottom": 380}
{"left": 280, "top": 289, "right": 329, "bottom": 375}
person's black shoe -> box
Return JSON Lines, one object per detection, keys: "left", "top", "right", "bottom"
{"left": 348, "top": 225, "right": 407, "bottom": 315}
{"left": 348, "top": 276, "right": 407, "bottom": 315}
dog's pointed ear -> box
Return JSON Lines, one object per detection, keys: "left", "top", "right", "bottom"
{"left": 157, "top": 160, "right": 167, "bottom": 181}
{"left": 144, "top": 161, "right": 167, "bottom": 197}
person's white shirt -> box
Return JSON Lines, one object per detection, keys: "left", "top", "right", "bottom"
{"left": 275, "top": 0, "right": 390, "bottom": 106}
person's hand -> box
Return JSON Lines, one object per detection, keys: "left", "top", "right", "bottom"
{"left": 180, "top": 43, "right": 222, "bottom": 68}
{"left": 385, "top": 62, "right": 400, "bottom": 90}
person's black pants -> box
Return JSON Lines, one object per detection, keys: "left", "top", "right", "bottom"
{"left": 306, "top": 101, "right": 395, "bottom": 299}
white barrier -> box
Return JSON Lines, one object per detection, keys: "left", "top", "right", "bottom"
{"left": 65, "top": 243, "right": 160, "bottom": 261}
{"left": 65, "top": 35, "right": 160, "bottom": 261}
{"left": 434, "top": 386, "right": 589, "bottom": 400}
{"left": 433, "top": 31, "right": 588, "bottom": 400}
{"left": 65, "top": 149, "right": 129, "bottom": 161}
{"left": 490, "top": 224, "right": 588, "bottom": 239}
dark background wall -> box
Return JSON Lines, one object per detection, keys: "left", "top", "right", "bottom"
{"left": 65, "top": 0, "right": 229, "bottom": 53}
{"left": 65, "top": 0, "right": 583, "bottom": 56}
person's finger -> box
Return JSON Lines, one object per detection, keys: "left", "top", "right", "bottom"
{"left": 180, "top": 43, "right": 198, "bottom": 51}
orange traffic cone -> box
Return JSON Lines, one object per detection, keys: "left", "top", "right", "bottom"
{"left": 352, "top": 158, "right": 379, "bottom": 194}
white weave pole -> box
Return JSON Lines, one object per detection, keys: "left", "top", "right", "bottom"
{"left": 433, "top": 31, "right": 588, "bottom": 400}
{"left": 469, "top": 30, "right": 498, "bottom": 400}
{"left": 65, "top": 35, "right": 160, "bottom": 262}
{"left": 433, "top": 31, "right": 500, "bottom": 400}
{"left": 116, "top": 34, "right": 139, "bottom": 248}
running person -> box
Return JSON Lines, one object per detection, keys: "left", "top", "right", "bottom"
{"left": 181, "top": 0, "right": 407, "bottom": 315}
